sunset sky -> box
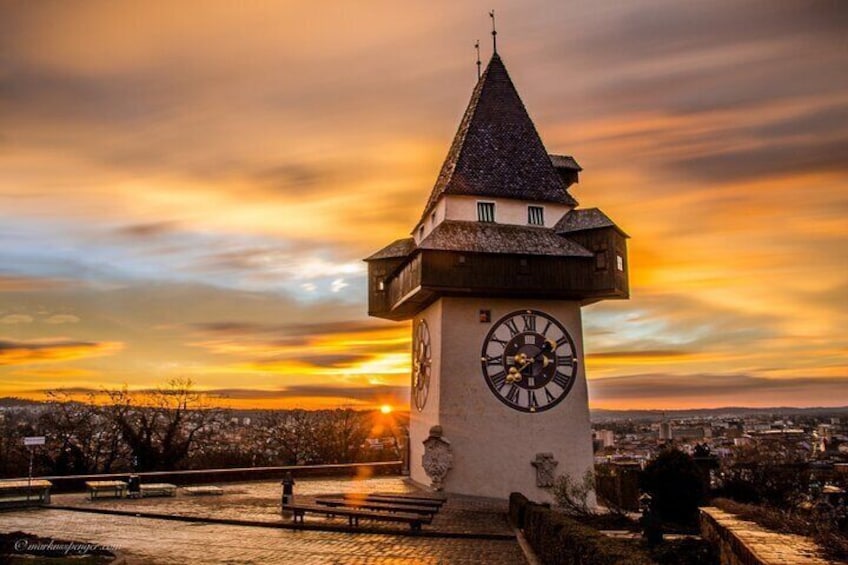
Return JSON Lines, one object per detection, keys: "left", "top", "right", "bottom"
{"left": 1, "top": 1, "right": 846, "bottom": 410}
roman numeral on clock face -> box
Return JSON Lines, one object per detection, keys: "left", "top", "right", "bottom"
{"left": 522, "top": 314, "right": 536, "bottom": 332}
{"left": 490, "top": 371, "right": 507, "bottom": 390}
{"left": 504, "top": 319, "right": 520, "bottom": 336}
{"left": 483, "top": 354, "right": 501, "bottom": 366}
{"left": 557, "top": 355, "right": 574, "bottom": 366}
{"left": 553, "top": 370, "right": 571, "bottom": 389}
{"left": 491, "top": 336, "right": 508, "bottom": 348}
{"left": 506, "top": 385, "right": 520, "bottom": 404}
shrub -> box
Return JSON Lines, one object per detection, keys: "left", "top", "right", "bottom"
{"left": 641, "top": 447, "right": 704, "bottom": 527}
{"left": 650, "top": 538, "right": 718, "bottom": 565}
{"left": 549, "top": 469, "right": 595, "bottom": 516}
{"left": 520, "top": 500, "right": 653, "bottom": 565}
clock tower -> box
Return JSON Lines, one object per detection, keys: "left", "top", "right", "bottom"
{"left": 365, "top": 53, "right": 629, "bottom": 501}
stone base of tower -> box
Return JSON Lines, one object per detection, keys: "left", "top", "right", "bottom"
{"left": 408, "top": 297, "right": 595, "bottom": 503}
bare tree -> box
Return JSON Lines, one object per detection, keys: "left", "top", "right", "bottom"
{"left": 314, "top": 409, "right": 370, "bottom": 464}
{"left": 39, "top": 391, "right": 127, "bottom": 475}
{"left": 105, "top": 378, "right": 225, "bottom": 472}
{"left": 0, "top": 410, "right": 36, "bottom": 478}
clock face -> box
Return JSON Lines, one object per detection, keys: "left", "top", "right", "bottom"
{"left": 480, "top": 309, "right": 578, "bottom": 413}
{"left": 412, "top": 319, "right": 431, "bottom": 411}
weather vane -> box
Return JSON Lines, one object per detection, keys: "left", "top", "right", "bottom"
{"left": 489, "top": 10, "right": 497, "bottom": 54}
{"left": 475, "top": 40, "right": 481, "bottom": 79}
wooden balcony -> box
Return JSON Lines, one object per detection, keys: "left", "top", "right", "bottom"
{"left": 368, "top": 231, "right": 628, "bottom": 321}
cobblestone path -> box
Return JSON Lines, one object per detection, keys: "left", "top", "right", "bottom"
{"left": 1, "top": 509, "right": 525, "bottom": 564}
{"left": 49, "top": 477, "right": 514, "bottom": 536}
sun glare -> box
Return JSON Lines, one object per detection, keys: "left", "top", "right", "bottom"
{"left": 380, "top": 404, "right": 393, "bottom": 414}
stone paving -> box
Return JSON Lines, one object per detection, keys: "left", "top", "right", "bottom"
{"left": 0, "top": 477, "right": 526, "bottom": 564}
{"left": 0, "top": 509, "right": 525, "bottom": 564}
{"left": 48, "top": 476, "right": 514, "bottom": 536}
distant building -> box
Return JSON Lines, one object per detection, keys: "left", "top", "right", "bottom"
{"left": 659, "top": 421, "right": 672, "bottom": 441}
{"left": 674, "top": 426, "right": 711, "bottom": 440}
{"left": 595, "top": 429, "right": 615, "bottom": 448}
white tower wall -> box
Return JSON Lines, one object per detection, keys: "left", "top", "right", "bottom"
{"left": 408, "top": 296, "right": 595, "bottom": 502}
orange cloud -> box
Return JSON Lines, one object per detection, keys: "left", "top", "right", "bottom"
{"left": 0, "top": 338, "right": 123, "bottom": 366}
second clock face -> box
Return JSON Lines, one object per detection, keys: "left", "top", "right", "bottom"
{"left": 480, "top": 309, "right": 578, "bottom": 413}
{"left": 412, "top": 319, "right": 431, "bottom": 412}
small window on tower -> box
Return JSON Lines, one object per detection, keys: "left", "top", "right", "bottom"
{"left": 431, "top": 212, "right": 436, "bottom": 226}
{"left": 528, "top": 205, "right": 544, "bottom": 226}
{"left": 595, "top": 252, "right": 607, "bottom": 271}
{"left": 477, "top": 202, "right": 495, "bottom": 223}
{"left": 616, "top": 255, "right": 624, "bottom": 271}
{"left": 418, "top": 225, "right": 424, "bottom": 239}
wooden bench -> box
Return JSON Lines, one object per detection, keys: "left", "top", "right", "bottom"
{"left": 366, "top": 495, "right": 445, "bottom": 507}
{"left": 319, "top": 494, "right": 444, "bottom": 509}
{"left": 183, "top": 486, "right": 223, "bottom": 496}
{"left": 140, "top": 483, "right": 177, "bottom": 497}
{"left": 0, "top": 479, "right": 52, "bottom": 506}
{"left": 86, "top": 480, "right": 127, "bottom": 500}
{"left": 284, "top": 503, "right": 432, "bottom": 532}
{"left": 315, "top": 497, "right": 436, "bottom": 517}
{"left": 372, "top": 492, "right": 446, "bottom": 502}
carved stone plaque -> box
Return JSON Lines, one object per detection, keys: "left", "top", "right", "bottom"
{"left": 532, "top": 452, "right": 559, "bottom": 487}
{"left": 422, "top": 425, "right": 453, "bottom": 490}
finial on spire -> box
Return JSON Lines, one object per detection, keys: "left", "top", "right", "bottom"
{"left": 475, "top": 40, "right": 481, "bottom": 79}
{"left": 489, "top": 10, "right": 497, "bottom": 54}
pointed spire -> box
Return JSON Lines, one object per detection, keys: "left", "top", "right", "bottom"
{"left": 419, "top": 54, "right": 576, "bottom": 222}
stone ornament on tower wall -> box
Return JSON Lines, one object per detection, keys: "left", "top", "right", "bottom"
{"left": 532, "top": 452, "right": 559, "bottom": 487}
{"left": 422, "top": 425, "right": 453, "bottom": 491}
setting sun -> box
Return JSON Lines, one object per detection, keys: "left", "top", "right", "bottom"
{"left": 380, "top": 405, "right": 393, "bottom": 415}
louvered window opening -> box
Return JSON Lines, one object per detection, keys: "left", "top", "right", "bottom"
{"left": 528, "top": 205, "right": 544, "bottom": 226}
{"left": 477, "top": 202, "right": 495, "bottom": 223}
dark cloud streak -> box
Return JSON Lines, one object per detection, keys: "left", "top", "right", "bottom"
{"left": 589, "top": 373, "right": 848, "bottom": 403}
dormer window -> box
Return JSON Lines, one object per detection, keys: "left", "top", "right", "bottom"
{"left": 431, "top": 212, "right": 436, "bottom": 227}
{"left": 418, "top": 225, "right": 424, "bottom": 239}
{"left": 477, "top": 202, "right": 495, "bottom": 223}
{"left": 528, "top": 205, "right": 544, "bottom": 226}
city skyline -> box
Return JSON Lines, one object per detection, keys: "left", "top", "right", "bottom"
{"left": 1, "top": 1, "right": 846, "bottom": 410}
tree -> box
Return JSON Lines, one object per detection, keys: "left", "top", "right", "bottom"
{"left": 253, "top": 409, "right": 321, "bottom": 466}
{"left": 0, "top": 410, "right": 37, "bottom": 478}
{"left": 641, "top": 447, "right": 704, "bottom": 526}
{"left": 39, "top": 391, "right": 127, "bottom": 475}
{"left": 719, "top": 442, "right": 810, "bottom": 508}
{"left": 105, "top": 378, "right": 225, "bottom": 472}
{"left": 314, "top": 409, "right": 370, "bottom": 464}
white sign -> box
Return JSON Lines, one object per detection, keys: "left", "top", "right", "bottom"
{"left": 23, "top": 436, "right": 46, "bottom": 446}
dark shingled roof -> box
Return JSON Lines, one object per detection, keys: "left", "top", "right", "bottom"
{"left": 419, "top": 220, "right": 592, "bottom": 257}
{"left": 549, "top": 154, "right": 583, "bottom": 171}
{"left": 419, "top": 54, "right": 577, "bottom": 223}
{"left": 364, "top": 237, "right": 416, "bottom": 261}
{"left": 554, "top": 208, "right": 629, "bottom": 237}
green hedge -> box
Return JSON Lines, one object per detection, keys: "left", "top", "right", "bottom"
{"left": 510, "top": 495, "right": 654, "bottom": 565}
